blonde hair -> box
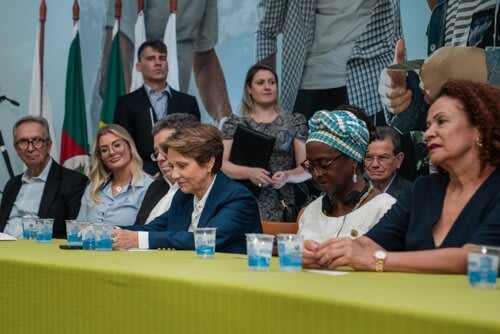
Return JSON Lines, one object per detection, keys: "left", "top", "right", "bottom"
{"left": 89, "top": 124, "right": 144, "bottom": 204}
{"left": 239, "top": 63, "right": 283, "bottom": 118}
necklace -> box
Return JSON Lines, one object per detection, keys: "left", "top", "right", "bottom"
{"left": 335, "top": 184, "right": 374, "bottom": 238}
{"left": 115, "top": 186, "right": 123, "bottom": 192}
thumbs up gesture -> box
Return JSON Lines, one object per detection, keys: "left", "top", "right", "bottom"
{"left": 379, "top": 39, "right": 413, "bottom": 115}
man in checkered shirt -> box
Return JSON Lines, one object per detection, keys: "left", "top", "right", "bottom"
{"left": 255, "top": 0, "right": 403, "bottom": 124}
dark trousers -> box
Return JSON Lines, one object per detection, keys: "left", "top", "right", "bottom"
{"left": 292, "top": 86, "right": 349, "bottom": 121}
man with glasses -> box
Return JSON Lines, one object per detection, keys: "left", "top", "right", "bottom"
{"left": 133, "top": 114, "right": 199, "bottom": 225}
{"left": 0, "top": 116, "right": 88, "bottom": 239}
{"left": 364, "top": 126, "right": 411, "bottom": 199}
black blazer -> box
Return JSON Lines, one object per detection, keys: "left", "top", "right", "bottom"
{"left": 0, "top": 160, "right": 88, "bottom": 238}
{"left": 114, "top": 85, "right": 200, "bottom": 175}
{"left": 134, "top": 177, "right": 170, "bottom": 226}
{"left": 386, "top": 173, "right": 412, "bottom": 199}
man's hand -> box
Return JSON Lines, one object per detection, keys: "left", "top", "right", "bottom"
{"left": 112, "top": 229, "right": 139, "bottom": 250}
{"left": 379, "top": 39, "right": 412, "bottom": 115}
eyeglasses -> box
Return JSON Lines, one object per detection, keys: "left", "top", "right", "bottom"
{"left": 150, "top": 150, "right": 167, "bottom": 161}
{"left": 99, "top": 139, "right": 126, "bottom": 157}
{"left": 15, "top": 138, "right": 50, "bottom": 150}
{"left": 300, "top": 154, "right": 344, "bottom": 174}
{"left": 364, "top": 154, "right": 395, "bottom": 164}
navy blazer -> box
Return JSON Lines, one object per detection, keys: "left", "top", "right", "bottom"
{"left": 114, "top": 85, "right": 200, "bottom": 175}
{"left": 367, "top": 168, "right": 500, "bottom": 251}
{"left": 0, "top": 160, "right": 88, "bottom": 238}
{"left": 133, "top": 177, "right": 170, "bottom": 226}
{"left": 385, "top": 173, "right": 412, "bottom": 199}
{"left": 123, "top": 172, "right": 262, "bottom": 253}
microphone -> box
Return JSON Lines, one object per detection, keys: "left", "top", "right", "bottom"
{"left": 0, "top": 95, "right": 20, "bottom": 107}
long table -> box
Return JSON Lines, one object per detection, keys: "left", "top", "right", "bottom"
{"left": 1, "top": 240, "right": 499, "bottom": 334}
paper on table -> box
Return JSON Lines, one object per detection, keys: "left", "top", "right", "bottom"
{"left": 386, "top": 59, "right": 425, "bottom": 71}
{"left": 0, "top": 232, "right": 17, "bottom": 241}
{"left": 307, "top": 269, "right": 349, "bottom": 276}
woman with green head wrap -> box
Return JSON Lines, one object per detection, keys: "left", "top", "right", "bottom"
{"left": 298, "top": 108, "right": 396, "bottom": 269}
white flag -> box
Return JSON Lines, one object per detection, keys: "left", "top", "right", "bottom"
{"left": 130, "top": 10, "right": 146, "bottom": 92}
{"left": 28, "top": 25, "right": 59, "bottom": 161}
{"left": 163, "top": 12, "right": 179, "bottom": 90}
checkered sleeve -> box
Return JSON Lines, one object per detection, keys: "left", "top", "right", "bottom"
{"left": 255, "top": 0, "right": 287, "bottom": 61}
{"left": 347, "top": 0, "right": 403, "bottom": 116}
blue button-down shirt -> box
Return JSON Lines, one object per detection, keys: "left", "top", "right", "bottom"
{"left": 145, "top": 83, "right": 171, "bottom": 121}
{"left": 76, "top": 175, "right": 154, "bottom": 226}
{"left": 4, "top": 159, "right": 53, "bottom": 238}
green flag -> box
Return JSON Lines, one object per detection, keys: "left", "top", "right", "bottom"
{"left": 60, "top": 24, "right": 90, "bottom": 174}
{"left": 100, "top": 19, "right": 125, "bottom": 127}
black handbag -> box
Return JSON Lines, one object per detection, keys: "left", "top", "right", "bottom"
{"left": 229, "top": 122, "right": 276, "bottom": 197}
{"left": 278, "top": 191, "right": 298, "bottom": 222}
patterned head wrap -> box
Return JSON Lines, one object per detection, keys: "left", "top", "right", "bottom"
{"left": 307, "top": 110, "right": 369, "bottom": 163}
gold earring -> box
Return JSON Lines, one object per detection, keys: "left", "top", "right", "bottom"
{"left": 207, "top": 166, "right": 212, "bottom": 173}
{"left": 476, "top": 138, "right": 483, "bottom": 148}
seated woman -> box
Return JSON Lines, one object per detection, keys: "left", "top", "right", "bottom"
{"left": 77, "top": 124, "right": 153, "bottom": 226}
{"left": 311, "top": 80, "right": 500, "bottom": 273}
{"left": 221, "top": 64, "right": 310, "bottom": 221}
{"left": 299, "top": 109, "right": 396, "bottom": 268}
{"left": 113, "top": 124, "right": 262, "bottom": 253}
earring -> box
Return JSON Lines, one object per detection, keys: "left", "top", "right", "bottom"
{"left": 207, "top": 166, "right": 212, "bottom": 173}
{"left": 352, "top": 167, "right": 357, "bottom": 184}
{"left": 476, "top": 138, "right": 483, "bottom": 148}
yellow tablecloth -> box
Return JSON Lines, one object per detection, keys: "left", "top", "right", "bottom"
{"left": 0, "top": 240, "right": 499, "bottom": 334}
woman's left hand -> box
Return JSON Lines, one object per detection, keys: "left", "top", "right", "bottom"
{"left": 112, "top": 229, "right": 139, "bottom": 250}
{"left": 315, "top": 237, "right": 376, "bottom": 271}
{"left": 271, "top": 171, "right": 288, "bottom": 189}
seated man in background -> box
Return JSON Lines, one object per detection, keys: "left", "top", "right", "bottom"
{"left": 0, "top": 116, "right": 88, "bottom": 238}
{"left": 134, "top": 113, "right": 199, "bottom": 225}
{"left": 364, "top": 126, "right": 412, "bottom": 199}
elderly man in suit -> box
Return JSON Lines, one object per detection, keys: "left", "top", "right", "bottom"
{"left": 0, "top": 116, "right": 88, "bottom": 239}
{"left": 364, "top": 126, "right": 412, "bottom": 199}
{"left": 134, "top": 113, "right": 199, "bottom": 225}
{"left": 114, "top": 40, "right": 200, "bottom": 176}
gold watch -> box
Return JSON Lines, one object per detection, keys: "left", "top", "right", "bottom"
{"left": 374, "top": 250, "right": 387, "bottom": 272}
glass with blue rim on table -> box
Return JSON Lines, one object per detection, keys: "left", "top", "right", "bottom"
{"left": 21, "top": 216, "right": 38, "bottom": 240}
{"left": 94, "top": 223, "right": 113, "bottom": 251}
{"left": 245, "top": 233, "right": 274, "bottom": 271}
{"left": 277, "top": 234, "right": 303, "bottom": 272}
{"left": 194, "top": 227, "right": 217, "bottom": 258}
{"left": 81, "top": 222, "right": 96, "bottom": 250}
{"left": 467, "top": 244, "right": 500, "bottom": 289}
{"left": 65, "top": 220, "right": 83, "bottom": 246}
{"left": 36, "top": 218, "right": 53, "bottom": 244}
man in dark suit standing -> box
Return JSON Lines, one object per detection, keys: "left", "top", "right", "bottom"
{"left": 0, "top": 116, "right": 88, "bottom": 239}
{"left": 134, "top": 113, "right": 199, "bottom": 225}
{"left": 114, "top": 40, "right": 200, "bottom": 176}
{"left": 364, "top": 126, "right": 412, "bottom": 199}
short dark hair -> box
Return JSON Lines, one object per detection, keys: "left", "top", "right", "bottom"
{"left": 161, "top": 124, "right": 224, "bottom": 173}
{"left": 151, "top": 113, "right": 199, "bottom": 137}
{"left": 137, "top": 40, "right": 167, "bottom": 61}
{"left": 13, "top": 115, "right": 51, "bottom": 141}
{"left": 375, "top": 126, "right": 402, "bottom": 154}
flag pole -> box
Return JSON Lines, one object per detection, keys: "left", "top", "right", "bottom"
{"left": 115, "top": 0, "right": 122, "bottom": 20}
{"left": 39, "top": 0, "right": 47, "bottom": 116}
{"left": 72, "top": 0, "right": 79, "bottom": 25}
{"left": 138, "top": 0, "right": 144, "bottom": 12}
{"left": 170, "top": 0, "right": 177, "bottom": 13}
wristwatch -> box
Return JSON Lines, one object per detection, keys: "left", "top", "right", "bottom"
{"left": 374, "top": 250, "right": 387, "bottom": 272}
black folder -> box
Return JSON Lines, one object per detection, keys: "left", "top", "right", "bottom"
{"left": 229, "top": 124, "right": 276, "bottom": 197}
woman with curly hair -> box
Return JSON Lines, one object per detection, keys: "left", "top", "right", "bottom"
{"left": 307, "top": 80, "right": 500, "bottom": 274}
{"left": 77, "top": 124, "right": 153, "bottom": 226}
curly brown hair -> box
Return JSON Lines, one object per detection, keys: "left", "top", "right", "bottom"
{"left": 437, "top": 80, "right": 500, "bottom": 168}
